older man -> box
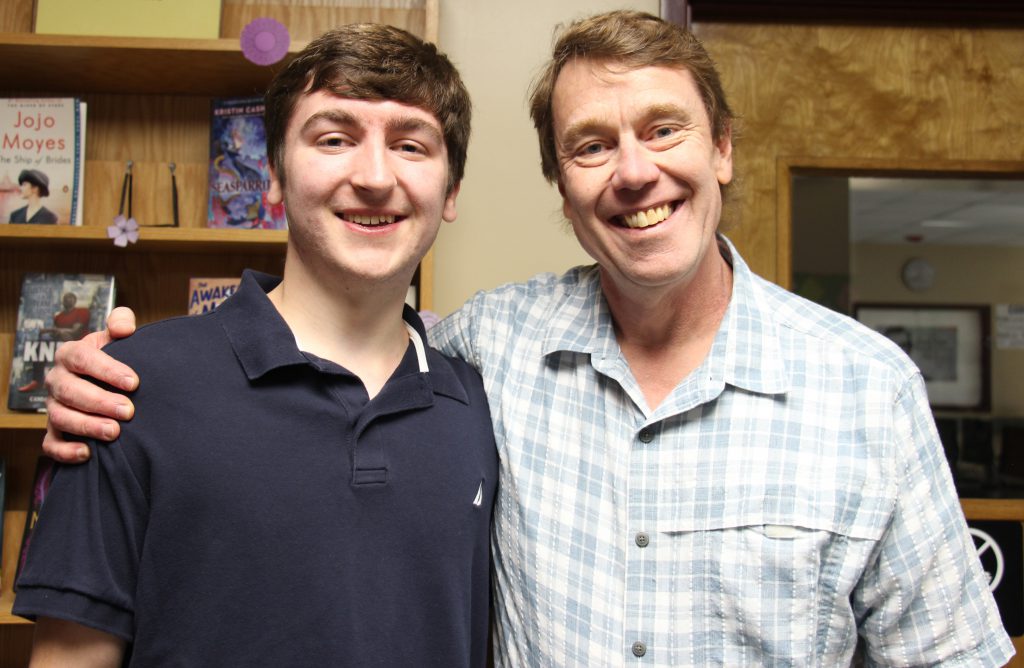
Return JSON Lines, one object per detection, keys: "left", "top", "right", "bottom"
{"left": 41, "top": 10, "right": 1012, "bottom": 667}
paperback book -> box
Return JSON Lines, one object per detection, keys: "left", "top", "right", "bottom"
{"left": 0, "top": 98, "right": 87, "bottom": 226}
{"left": 7, "top": 273, "right": 116, "bottom": 412}
{"left": 208, "top": 97, "right": 286, "bottom": 230}
{"left": 188, "top": 277, "right": 241, "bottom": 315}
{"left": 14, "top": 456, "right": 56, "bottom": 590}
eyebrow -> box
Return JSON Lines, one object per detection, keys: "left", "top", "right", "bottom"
{"left": 557, "top": 102, "right": 696, "bottom": 153}
{"left": 299, "top": 108, "right": 444, "bottom": 145}
{"left": 299, "top": 108, "right": 358, "bottom": 135}
{"left": 385, "top": 116, "right": 444, "bottom": 146}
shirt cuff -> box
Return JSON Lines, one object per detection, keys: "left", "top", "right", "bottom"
{"left": 13, "top": 585, "right": 134, "bottom": 642}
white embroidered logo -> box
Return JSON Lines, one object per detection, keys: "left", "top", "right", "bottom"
{"left": 473, "top": 481, "right": 484, "bottom": 507}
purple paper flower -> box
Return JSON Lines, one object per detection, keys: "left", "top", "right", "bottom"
{"left": 107, "top": 214, "right": 139, "bottom": 247}
{"left": 241, "top": 18, "right": 290, "bottom": 66}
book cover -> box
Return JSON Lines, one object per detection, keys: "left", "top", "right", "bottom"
{"left": 7, "top": 273, "right": 116, "bottom": 412}
{"left": 14, "top": 456, "right": 56, "bottom": 591}
{"left": 0, "top": 98, "right": 86, "bottom": 226}
{"left": 34, "top": 0, "right": 221, "bottom": 39}
{"left": 208, "top": 97, "right": 286, "bottom": 230}
{"left": 188, "top": 277, "right": 241, "bottom": 315}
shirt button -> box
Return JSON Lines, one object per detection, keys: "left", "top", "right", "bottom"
{"left": 638, "top": 428, "right": 653, "bottom": 443}
{"left": 635, "top": 531, "right": 650, "bottom": 548}
{"left": 632, "top": 641, "right": 647, "bottom": 657}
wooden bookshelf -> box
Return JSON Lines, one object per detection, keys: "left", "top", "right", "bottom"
{"left": 0, "top": 1, "right": 439, "bottom": 661}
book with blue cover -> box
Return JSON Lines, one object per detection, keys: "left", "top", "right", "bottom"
{"left": 207, "top": 97, "right": 286, "bottom": 230}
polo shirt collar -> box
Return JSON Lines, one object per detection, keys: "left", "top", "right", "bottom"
{"left": 217, "top": 270, "right": 470, "bottom": 405}
{"left": 539, "top": 236, "right": 789, "bottom": 396}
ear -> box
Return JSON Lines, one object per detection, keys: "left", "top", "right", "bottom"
{"left": 442, "top": 181, "right": 461, "bottom": 223}
{"left": 267, "top": 164, "right": 284, "bottom": 205}
{"left": 714, "top": 122, "right": 734, "bottom": 186}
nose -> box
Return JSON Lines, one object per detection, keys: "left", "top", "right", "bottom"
{"left": 610, "top": 136, "right": 659, "bottom": 191}
{"left": 350, "top": 141, "right": 397, "bottom": 195}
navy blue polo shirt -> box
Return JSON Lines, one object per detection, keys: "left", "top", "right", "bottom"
{"left": 14, "top": 271, "right": 498, "bottom": 667}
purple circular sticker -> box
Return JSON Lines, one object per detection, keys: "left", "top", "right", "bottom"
{"left": 240, "top": 18, "right": 290, "bottom": 66}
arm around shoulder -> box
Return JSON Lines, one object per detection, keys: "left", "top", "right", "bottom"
{"left": 30, "top": 617, "right": 126, "bottom": 668}
{"left": 42, "top": 306, "right": 141, "bottom": 463}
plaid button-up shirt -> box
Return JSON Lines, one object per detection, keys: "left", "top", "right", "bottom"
{"left": 430, "top": 237, "right": 1012, "bottom": 667}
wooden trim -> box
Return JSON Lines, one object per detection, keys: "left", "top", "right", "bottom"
{"left": 961, "top": 498, "right": 1024, "bottom": 521}
{"left": 777, "top": 155, "right": 1024, "bottom": 287}
{"left": 674, "top": 0, "right": 1024, "bottom": 26}
{"left": 660, "top": 0, "right": 690, "bottom": 28}
{"left": 424, "top": 0, "right": 439, "bottom": 44}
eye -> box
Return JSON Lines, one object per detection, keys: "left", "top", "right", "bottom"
{"left": 316, "top": 134, "right": 349, "bottom": 149}
{"left": 651, "top": 125, "right": 677, "bottom": 140}
{"left": 395, "top": 142, "right": 426, "bottom": 155}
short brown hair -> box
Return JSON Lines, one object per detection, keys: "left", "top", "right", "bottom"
{"left": 529, "top": 10, "right": 733, "bottom": 184}
{"left": 265, "top": 23, "right": 471, "bottom": 193}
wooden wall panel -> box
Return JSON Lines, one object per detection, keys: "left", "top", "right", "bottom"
{"left": 693, "top": 23, "right": 1024, "bottom": 284}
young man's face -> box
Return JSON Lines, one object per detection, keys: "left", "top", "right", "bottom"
{"left": 268, "top": 91, "right": 458, "bottom": 289}
{"left": 552, "top": 60, "right": 732, "bottom": 299}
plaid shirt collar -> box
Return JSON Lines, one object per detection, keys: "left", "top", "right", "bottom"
{"left": 541, "top": 234, "right": 790, "bottom": 398}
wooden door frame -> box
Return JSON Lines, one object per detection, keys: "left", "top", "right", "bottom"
{"left": 777, "top": 156, "right": 1024, "bottom": 519}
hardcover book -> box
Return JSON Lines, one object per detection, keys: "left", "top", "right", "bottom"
{"left": 14, "top": 456, "right": 56, "bottom": 590}
{"left": 188, "top": 277, "right": 241, "bottom": 315}
{"left": 7, "top": 273, "right": 116, "bottom": 412}
{"left": 0, "top": 98, "right": 87, "bottom": 226}
{"left": 208, "top": 97, "right": 286, "bottom": 230}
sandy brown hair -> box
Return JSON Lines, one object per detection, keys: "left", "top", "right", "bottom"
{"left": 529, "top": 10, "right": 733, "bottom": 184}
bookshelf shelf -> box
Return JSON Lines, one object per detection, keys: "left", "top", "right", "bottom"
{"left": 0, "top": 224, "right": 288, "bottom": 253}
{"left": 0, "top": 33, "right": 308, "bottom": 96}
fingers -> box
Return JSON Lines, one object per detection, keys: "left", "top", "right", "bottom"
{"left": 51, "top": 332, "right": 139, "bottom": 395}
{"left": 41, "top": 421, "right": 93, "bottom": 463}
{"left": 106, "top": 306, "right": 137, "bottom": 339}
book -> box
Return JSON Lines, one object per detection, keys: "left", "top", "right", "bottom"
{"left": 188, "top": 277, "right": 241, "bottom": 315}
{"left": 0, "top": 98, "right": 87, "bottom": 226}
{"left": 14, "top": 456, "right": 56, "bottom": 590}
{"left": 7, "top": 273, "right": 116, "bottom": 412}
{"left": 207, "top": 97, "right": 286, "bottom": 230}
{"left": 34, "top": 0, "right": 220, "bottom": 39}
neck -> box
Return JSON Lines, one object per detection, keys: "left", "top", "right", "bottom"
{"left": 603, "top": 248, "right": 733, "bottom": 411}
{"left": 268, "top": 251, "right": 413, "bottom": 398}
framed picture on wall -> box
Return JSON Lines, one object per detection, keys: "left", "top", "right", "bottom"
{"left": 854, "top": 303, "right": 991, "bottom": 411}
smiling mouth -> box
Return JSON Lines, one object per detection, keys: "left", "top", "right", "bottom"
{"left": 614, "top": 202, "right": 677, "bottom": 229}
{"left": 342, "top": 213, "right": 402, "bottom": 227}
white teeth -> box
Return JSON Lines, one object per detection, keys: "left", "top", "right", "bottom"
{"left": 348, "top": 214, "right": 396, "bottom": 226}
{"left": 620, "top": 204, "right": 673, "bottom": 229}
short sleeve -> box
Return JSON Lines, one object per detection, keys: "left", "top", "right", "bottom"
{"left": 853, "top": 372, "right": 1013, "bottom": 666}
{"left": 13, "top": 440, "right": 149, "bottom": 642}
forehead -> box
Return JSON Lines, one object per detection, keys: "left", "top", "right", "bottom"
{"left": 551, "top": 61, "right": 705, "bottom": 126}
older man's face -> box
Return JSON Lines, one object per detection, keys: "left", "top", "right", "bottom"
{"left": 552, "top": 60, "right": 732, "bottom": 299}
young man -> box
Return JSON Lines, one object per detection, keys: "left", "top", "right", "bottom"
{"left": 16, "top": 23, "right": 496, "bottom": 667}
{"left": 42, "top": 11, "right": 1013, "bottom": 667}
